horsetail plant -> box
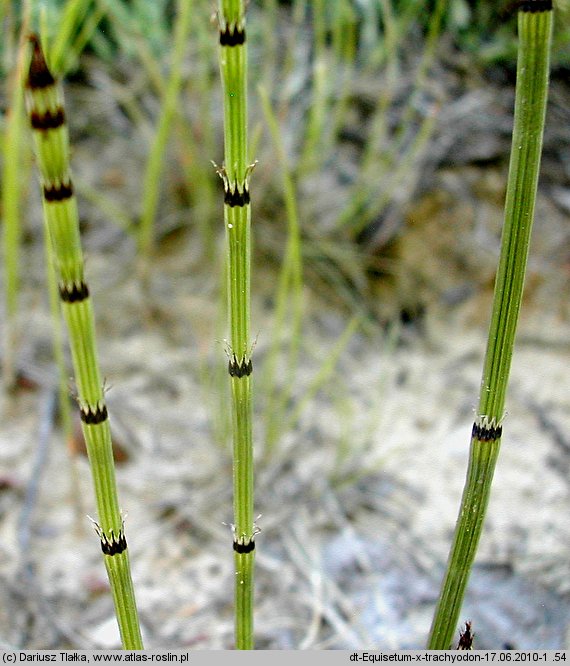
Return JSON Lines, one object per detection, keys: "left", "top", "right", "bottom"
{"left": 25, "top": 35, "right": 143, "bottom": 650}
{"left": 215, "top": 0, "right": 257, "bottom": 649}
{"left": 428, "top": 0, "right": 553, "bottom": 649}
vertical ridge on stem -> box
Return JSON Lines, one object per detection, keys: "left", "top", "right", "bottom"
{"left": 25, "top": 35, "right": 143, "bottom": 650}
{"left": 216, "top": 0, "right": 256, "bottom": 649}
{"left": 427, "top": 1, "right": 553, "bottom": 649}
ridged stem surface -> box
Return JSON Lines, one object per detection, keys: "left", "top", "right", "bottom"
{"left": 428, "top": 3, "right": 553, "bottom": 649}
{"left": 217, "top": 0, "right": 256, "bottom": 650}
{"left": 25, "top": 36, "right": 143, "bottom": 650}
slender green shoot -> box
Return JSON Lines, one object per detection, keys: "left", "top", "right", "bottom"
{"left": 94, "top": 0, "right": 167, "bottom": 96}
{"left": 298, "top": 0, "right": 327, "bottom": 173}
{"left": 25, "top": 36, "right": 143, "bottom": 650}
{"left": 216, "top": 0, "right": 257, "bottom": 649}
{"left": 2, "top": 23, "right": 29, "bottom": 389}
{"left": 428, "top": 1, "right": 553, "bottom": 649}
{"left": 48, "top": 0, "right": 95, "bottom": 75}
{"left": 137, "top": 0, "right": 192, "bottom": 269}
{"left": 258, "top": 85, "right": 304, "bottom": 458}
{"left": 282, "top": 315, "right": 360, "bottom": 442}
{"left": 59, "top": 3, "right": 108, "bottom": 76}
{"left": 335, "top": 0, "right": 443, "bottom": 235}
{"left": 2, "top": 0, "right": 32, "bottom": 390}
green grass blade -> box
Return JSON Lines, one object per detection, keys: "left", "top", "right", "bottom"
{"left": 257, "top": 85, "right": 304, "bottom": 458}
{"left": 427, "top": 1, "right": 553, "bottom": 649}
{"left": 137, "top": 0, "right": 192, "bottom": 265}
{"left": 49, "top": 0, "right": 95, "bottom": 75}
{"left": 25, "top": 36, "right": 143, "bottom": 650}
{"left": 1, "top": 31, "right": 28, "bottom": 389}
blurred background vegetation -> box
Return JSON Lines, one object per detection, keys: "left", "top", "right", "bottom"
{"left": 2, "top": 0, "right": 569, "bottom": 326}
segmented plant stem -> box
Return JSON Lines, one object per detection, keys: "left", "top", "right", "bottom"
{"left": 25, "top": 36, "right": 143, "bottom": 650}
{"left": 216, "top": 0, "right": 256, "bottom": 649}
{"left": 428, "top": 1, "right": 553, "bottom": 649}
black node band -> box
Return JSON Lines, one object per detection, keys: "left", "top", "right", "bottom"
{"left": 59, "top": 281, "right": 89, "bottom": 303}
{"left": 518, "top": 0, "right": 552, "bottom": 11}
{"left": 471, "top": 422, "right": 503, "bottom": 442}
{"left": 30, "top": 108, "right": 65, "bottom": 131}
{"left": 228, "top": 355, "right": 253, "bottom": 378}
{"left": 100, "top": 531, "right": 127, "bottom": 556}
{"left": 233, "top": 540, "right": 255, "bottom": 554}
{"left": 80, "top": 404, "right": 108, "bottom": 425}
{"left": 220, "top": 26, "right": 246, "bottom": 46}
{"left": 224, "top": 185, "right": 250, "bottom": 207}
{"left": 43, "top": 181, "right": 74, "bottom": 202}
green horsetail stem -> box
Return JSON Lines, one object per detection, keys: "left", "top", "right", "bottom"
{"left": 25, "top": 36, "right": 143, "bottom": 650}
{"left": 216, "top": 0, "right": 257, "bottom": 649}
{"left": 428, "top": 0, "right": 553, "bottom": 649}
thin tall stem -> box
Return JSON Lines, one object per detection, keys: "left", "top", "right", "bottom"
{"left": 2, "top": 8, "right": 31, "bottom": 389}
{"left": 428, "top": 1, "right": 553, "bottom": 649}
{"left": 137, "top": 0, "right": 192, "bottom": 269}
{"left": 25, "top": 36, "right": 143, "bottom": 650}
{"left": 216, "top": 0, "right": 256, "bottom": 649}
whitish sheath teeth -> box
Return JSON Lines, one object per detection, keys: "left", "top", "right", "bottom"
{"left": 80, "top": 403, "right": 109, "bottom": 425}
{"left": 59, "top": 281, "right": 89, "bottom": 303}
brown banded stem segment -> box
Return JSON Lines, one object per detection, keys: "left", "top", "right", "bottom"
{"left": 217, "top": 0, "right": 256, "bottom": 649}
{"left": 25, "top": 35, "right": 143, "bottom": 650}
{"left": 30, "top": 107, "right": 65, "bottom": 130}
{"left": 428, "top": 2, "right": 553, "bottom": 649}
